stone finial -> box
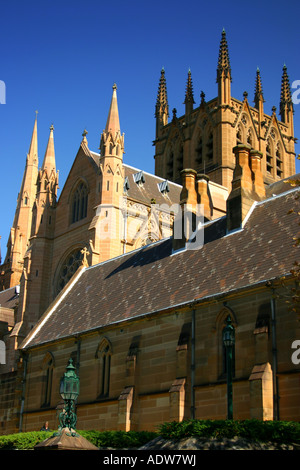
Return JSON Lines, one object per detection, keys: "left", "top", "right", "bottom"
{"left": 81, "top": 247, "right": 90, "bottom": 267}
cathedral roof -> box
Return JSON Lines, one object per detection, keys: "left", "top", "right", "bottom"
{"left": 21, "top": 182, "right": 300, "bottom": 350}
{"left": 0, "top": 286, "right": 19, "bottom": 310}
{"left": 88, "top": 149, "right": 182, "bottom": 206}
{"left": 123, "top": 164, "right": 182, "bottom": 206}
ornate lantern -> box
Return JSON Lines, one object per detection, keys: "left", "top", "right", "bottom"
{"left": 58, "top": 358, "right": 80, "bottom": 435}
{"left": 223, "top": 315, "right": 235, "bottom": 419}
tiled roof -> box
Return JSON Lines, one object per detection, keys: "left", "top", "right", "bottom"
{"left": 266, "top": 173, "right": 300, "bottom": 197}
{"left": 124, "top": 164, "right": 182, "bottom": 206}
{"left": 0, "top": 286, "right": 19, "bottom": 310}
{"left": 21, "top": 186, "right": 300, "bottom": 350}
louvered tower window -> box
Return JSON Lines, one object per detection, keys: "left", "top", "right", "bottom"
{"left": 266, "top": 140, "right": 273, "bottom": 175}
{"left": 276, "top": 144, "right": 283, "bottom": 178}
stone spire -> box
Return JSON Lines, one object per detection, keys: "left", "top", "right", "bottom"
{"left": 184, "top": 69, "right": 195, "bottom": 115}
{"left": 0, "top": 114, "right": 39, "bottom": 289}
{"left": 105, "top": 83, "right": 121, "bottom": 136}
{"left": 27, "top": 111, "right": 38, "bottom": 165}
{"left": 41, "top": 124, "right": 56, "bottom": 174}
{"left": 217, "top": 28, "right": 232, "bottom": 82}
{"left": 155, "top": 68, "right": 169, "bottom": 127}
{"left": 100, "top": 84, "right": 124, "bottom": 159}
{"left": 280, "top": 64, "right": 294, "bottom": 124}
{"left": 37, "top": 124, "right": 58, "bottom": 208}
{"left": 217, "top": 29, "right": 232, "bottom": 105}
{"left": 254, "top": 67, "right": 265, "bottom": 110}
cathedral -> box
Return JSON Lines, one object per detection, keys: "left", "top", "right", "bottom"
{"left": 0, "top": 30, "right": 299, "bottom": 435}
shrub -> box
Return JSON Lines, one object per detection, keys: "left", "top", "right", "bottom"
{"left": 0, "top": 431, "right": 51, "bottom": 450}
{"left": 0, "top": 429, "right": 157, "bottom": 450}
{"left": 1, "top": 420, "right": 300, "bottom": 449}
{"left": 158, "top": 419, "right": 300, "bottom": 444}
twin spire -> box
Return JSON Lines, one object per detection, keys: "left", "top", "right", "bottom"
{"left": 28, "top": 114, "right": 56, "bottom": 175}
{"left": 42, "top": 124, "right": 56, "bottom": 175}
{"left": 27, "top": 111, "right": 38, "bottom": 164}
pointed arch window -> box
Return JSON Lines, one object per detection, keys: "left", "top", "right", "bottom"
{"left": 71, "top": 182, "right": 88, "bottom": 224}
{"left": 55, "top": 247, "right": 84, "bottom": 295}
{"left": 41, "top": 353, "right": 54, "bottom": 408}
{"left": 23, "top": 192, "right": 29, "bottom": 206}
{"left": 96, "top": 339, "right": 112, "bottom": 398}
{"left": 175, "top": 143, "right": 184, "bottom": 183}
{"left": 276, "top": 143, "right": 283, "bottom": 178}
{"left": 236, "top": 126, "right": 242, "bottom": 145}
{"left": 166, "top": 148, "right": 174, "bottom": 180}
{"left": 266, "top": 139, "right": 273, "bottom": 175}
{"left": 247, "top": 129, "right": 253, "bottom": 148}
{"left": 195, "top": 134, "right": 203, "bottom": 166}
{"left": 206, "top": 131, "right": 214, "bottom": 160}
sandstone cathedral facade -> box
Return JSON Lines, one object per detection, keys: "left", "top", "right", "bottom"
{"left": 0, "top": 31, "right": 299, "bottom": 435}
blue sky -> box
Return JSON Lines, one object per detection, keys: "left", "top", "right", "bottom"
{"left": 1, "top": 0, "right": 299, "bottom": 258}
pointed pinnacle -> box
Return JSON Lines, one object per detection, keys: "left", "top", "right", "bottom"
{"left": 184, "top": 68, "right": 195, "bottom": 104}
{"left": 156, "top": 68, "right": 169, "bottom": 117}
{"left": 28, "top": 112, "right": 38, "bottom": 163}
{"left": 217, "top": 29, "right": 231, "bottom": 75}
{"left": 254, "top": 67, "right": 265, "bottom": 107}
{"left": 105, "top": 83, "right": 121, "bottom": 135}
{"left": 42, "top": 124, "right": 56, "bottom": 172}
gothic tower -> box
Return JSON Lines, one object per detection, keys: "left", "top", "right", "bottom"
{"left": 0, "top": 114, "right": 39, "bottom": 290}
{"left": 153, "top": 30, "right": 296, "bottom": 197}
{"left": 98, "top": 83, "right": 125, "bottom": 261}
{"left": 15, "top": 125, "right": 59, "bottom": 341}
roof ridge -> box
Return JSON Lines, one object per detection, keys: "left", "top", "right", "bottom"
{"left": 258, "top": 185, "right": 300, "bottom": 205}
{"left": 85, "top": 237, "right": 170, "bottom": 272}
{"left": 124, "top": 163, "right": 183, "bottom": 187}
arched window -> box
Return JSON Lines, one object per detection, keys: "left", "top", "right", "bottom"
{"left": 41, "top": 353, "right": 54, "bottom": 408}
{"left": 276, "top": 143, "right": 283, "bottom": 178}
{"left": 174, "top": 143, "right": 184, "bottom": 183}
{"left": 247, "top": 128, "right": 253, "bottom": 148}
{"left": 206, "top": 131, "right": 213, "bottom": 161}
{"left": 55, "top": 248, "right": 84, "bottom": 295}
{"left": 166, "top": 148, "right": 174, "bottom": 180}
{"left": 71, "top": 182, "right": 88, "bottom": 224}
{"left": 266, "top": 139, "right": 273, "bottom": 175}
{"left": 196, "top": 136, "right": 203, "bottom": 165}
{"left": 236, "top": 125, "right": 242, "bottom": 145}
{"left": 96, "top": 339, "right": 112, "bottom": 398}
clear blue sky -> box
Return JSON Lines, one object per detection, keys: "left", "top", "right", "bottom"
{"left": 1, "top": 0, "right": 299, "bottom": 258}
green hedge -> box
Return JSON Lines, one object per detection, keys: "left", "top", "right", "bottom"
{"left": 1, "top": 420, "right": 300, "bottom": 449}
{"left": 0, "top": 431, "right": 52, "bottom": 450}
{"left": 158, "top": 419, "right": 300, "bottom": 444}
{"left": 0, "top": 429, "right": 157, "bottom": 450}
